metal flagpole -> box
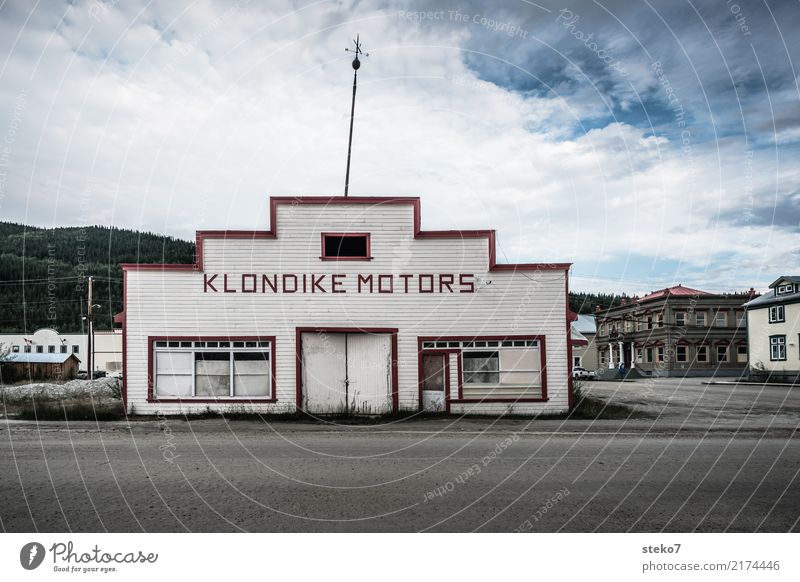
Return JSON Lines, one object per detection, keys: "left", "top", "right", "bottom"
{"left": 344, "top": 35, "right": 368, "bottom": 197}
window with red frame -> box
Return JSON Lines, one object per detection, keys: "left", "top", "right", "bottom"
{"left": 321, "top": 233, "right": 370, "bottom": 259}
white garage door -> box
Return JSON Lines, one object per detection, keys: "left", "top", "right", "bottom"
{"left": 301, "top": 332, "right": 392, "bottom": 414}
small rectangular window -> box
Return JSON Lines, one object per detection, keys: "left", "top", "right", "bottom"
{"left": 321, "top": 233, "right": 371, "bottom": 259}
{"left": 233, "top": 352, "right": 270, "bottom": 397}
{"left": 737, "top": 345, "right": 747, "bottom": 363}
{"left": 12, "top": 345, "right": 20, "bottom": 353}
{"left": 676, "top": 312, "right": 685, "bottom": 326}
{"left": 715, "top": 311, "right": 727, "bottom": 328}
{"left": 463, "top": 351, "right": 500, "bottom": 385}
{"left": 697, "top": 346, "right": 709, "bottom": 363}
{"left": 696, "top": 312, "right": 706, "bottom": 327}
{"left": 24, "top": 345, "right": 31, "bottom": 353}
{"left": 60, "top": 345, "right": 67, "bottom": 353}
{"left": 676, "top": 345, "right": 687, "bottom": 362}
{"left": 72, "top": 345, "right": 80, "bottom": 353}
{"left": 717, "top": 345, "right": 728, "bottom": 363}
{"left": 48, "top": 345, "right": 55, "bottom": 353}
{"left": 36, "top": 345, "right": 43, "bottom": 353}
{"left": 770, "top": 335, "right": 786, "bottom": 361}
{"left": 195, "top": 352, "right": 231, "bottom": 397}
{"left": 769, "top": 305, "right": 785, "bottom": 323}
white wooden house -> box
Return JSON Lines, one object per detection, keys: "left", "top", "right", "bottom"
{"left": 120, "top": 197, "right": 572, "bottom": 416}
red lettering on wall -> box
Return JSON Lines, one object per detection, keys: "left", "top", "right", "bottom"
{"left": 439, "top": 274, "right": 454, "bottom": 293}
{"left": 358, "top": 274, "right": 373, "bottom": 293}
{"left": 241, "top": 274, "right": 257, "bottom": 293}
{"left": 378, "top": 274, "right": 394, "bottom": 294}
{"left": 332, "top": 274, "right": 346, "bottom": 293}
{"left": 419, "top": 274, "right": 434, "bottom": 293}
{"left": 204, "top": 274, "right": 218, "bottom": 293}
{"left": 223, "top": 274, "right": 236, "bottom": 293}
{"left": 459, "top": 274, "right": 475, "bottom": 293}
{"left": 283, "top": 274, "right": 298, "bottom": 293}
{"left": 312, "top": 274, "right": 327, "bottom": 293}
{"left": 399, "top": 274, "right": 413, "bottom": 293}
{"left": 262, "top": 274, "right": 277, "bottom": 293}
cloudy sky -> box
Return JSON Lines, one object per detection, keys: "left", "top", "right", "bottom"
{"left": 0, "top": 0, "right": 797, "bottom": 294}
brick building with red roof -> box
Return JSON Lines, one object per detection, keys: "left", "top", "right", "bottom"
{"left": 594, "top": 284, "right": 758, "bottom": 377}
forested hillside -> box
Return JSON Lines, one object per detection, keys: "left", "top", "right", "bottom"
{"left": 569, "top": 291, "right": 625, "bottom": 314}
{"left": 0, "top": 221, "right": 618, "bottom": 333}
{"left": 0, "top": 222, "right": 194, "bottom": 333}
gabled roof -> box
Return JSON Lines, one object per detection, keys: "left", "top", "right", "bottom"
{"left": 769, "top": 276, "right": 800, "bottom": 288}
{"left": 571, "top": 328, "right": 589, "bottom": 346}
{"left": 744, "top": 282, "right": 800, "bottom": 309}
{"left": 638, "top": 284, "right": 712, "bottom": 303}
{"left": 3, "top": 352, "right": 80, "bottom": 364}
{"left": 571, "top": 314, "right": 596, "bottom": 334}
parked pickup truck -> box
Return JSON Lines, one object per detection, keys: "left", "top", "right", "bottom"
{"left": 572, "top": 366, "right": 598, "bottom": 380}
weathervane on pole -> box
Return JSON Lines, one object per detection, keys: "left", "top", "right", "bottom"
{"left": 343, "top": 34, "right": 368, "bottom": 197}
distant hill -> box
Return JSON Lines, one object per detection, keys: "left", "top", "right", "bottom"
{"left": 0, "top": 222, "right": 194, "bottom": 333}
{"left": 0, "top": 221, "right": 618, "bottom": 333}
{"left": 569, "top": 291, "right": 624, "bottom": 315}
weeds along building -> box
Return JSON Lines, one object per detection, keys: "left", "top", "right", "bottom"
{"left": 119, "top": 197, "right": 573, "bottom": 416}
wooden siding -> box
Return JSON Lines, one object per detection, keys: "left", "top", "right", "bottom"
{"left": 124, "top": 202, "right": 568, "bottom": 415}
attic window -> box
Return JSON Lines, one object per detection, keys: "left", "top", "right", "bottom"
{"left": 321, "top": 233, "right": 371, "bottom": 260}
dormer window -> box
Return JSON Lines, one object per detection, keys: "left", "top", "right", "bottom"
{"left": 321, "top": 233, "right": 372, "bottom": 260}
{"left": 777, "top": 283, "right": 794, "bottom": 295}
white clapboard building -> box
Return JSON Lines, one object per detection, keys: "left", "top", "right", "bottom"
{"left": 120, "top": 197, "right": 572, "bottom": 416}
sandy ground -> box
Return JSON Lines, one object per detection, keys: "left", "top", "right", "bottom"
{"left": 0, "top": 377, "right": 797, "bottom": 532}
{"left": 584, "top": 377, "right": 800, "bottom": 430}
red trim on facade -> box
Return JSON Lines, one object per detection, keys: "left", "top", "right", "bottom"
{"left": 120, "top": 197, "right": 571, "bottom": 274}
{"left": 566, "top": 270, "right": 574, "bottom": 411}
{"left": 294, "top": 327, "right": 399, "bottom": 413}
{"left": 146, "top": 335, "right": 277, "bottom": 403}
{"left": 121, "top": 269, "right": 127, "bottom": 411}
{"left": 416, "top": 348, "right": 458, "bottom": 413}
{"left": 320, "top": 232, "right": 373, "bottom": 260}
{"left": 417, "top": 334, "right": 548, "bottom": 404}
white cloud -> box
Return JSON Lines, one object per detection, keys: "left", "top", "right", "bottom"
{"left": 0, "top": 0, "right": 796, "bottom": 295}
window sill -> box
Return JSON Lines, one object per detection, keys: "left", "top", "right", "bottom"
{"left": 148, "top": 398, "right": 277, "bottom": 403}
{"left": 319, "top": 256, "right": 373, "bottom": 261}
{"left": 450, "top": 398, "right": 549, "bottom": 403}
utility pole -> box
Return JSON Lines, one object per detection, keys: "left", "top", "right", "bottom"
{"left": 87, "top": 276, "right": 93, "bottom": 380}
{"left": 344, "top": 35, "right": 368, "bottom": 197}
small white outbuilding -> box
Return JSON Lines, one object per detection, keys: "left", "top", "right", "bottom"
{"left": 120, "top": 196, "right": 573, "bottom": 416}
